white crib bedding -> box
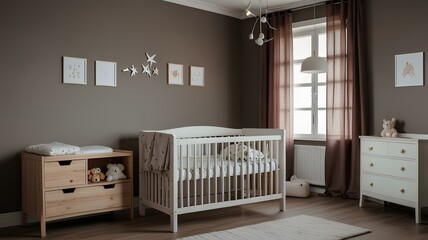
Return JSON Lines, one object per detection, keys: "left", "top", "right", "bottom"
{"left": 176, "top": 156, "right": 277, "bottom": 181}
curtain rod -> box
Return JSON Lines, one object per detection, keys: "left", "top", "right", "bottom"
{"left": 289, "top": 0, "right": 348, "bottom": 12}
{"left": 290, "top": 2, "right": 326, "bottom": 12}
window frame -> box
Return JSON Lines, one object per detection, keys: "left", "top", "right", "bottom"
{"left": 292, "top": 18, "right": 327, "bottom": 141}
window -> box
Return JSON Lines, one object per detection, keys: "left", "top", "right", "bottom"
{"left": 292, "top": 19, "right": 326, "bottom": 140}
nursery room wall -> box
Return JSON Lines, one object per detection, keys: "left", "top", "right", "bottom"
{"left": 365, "top": 0, "right": 428, "bottom": 135}
{"left": 0, "top": 0, "right": 242, "bottom": 215}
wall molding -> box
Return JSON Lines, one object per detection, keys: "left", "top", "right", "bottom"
{"left": 163, "top": 0, "right": 243, "bottom": 19}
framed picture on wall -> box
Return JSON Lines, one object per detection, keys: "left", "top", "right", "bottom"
{"left": 168, "top": 63, "right": 183, "bottom": 85}
{"left": 63, "top": 56, "right": 87, "bottom": 85}
{"left": 95, "top": 60, "right": 117, "bottom": 87}
{"left": 395, "top": 52, "right": 424, "bottom": 87}
{"left": 190, "top": 66, "right": 204, "bottom": 87}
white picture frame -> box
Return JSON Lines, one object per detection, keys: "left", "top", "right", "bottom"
{"left": 168, "top": 63, "right": 183, "bottom": 85}
{"left": 190, "top": 66, "right": 204, "bottom": 87}
{"left": 95, "top": 60, "right": 117, "bottom": 87}
{"left": 395, "top": 52, "right": 424, "bottom": 87}
{"left": 63, "top": 56, "right": 87, "bottom": 85}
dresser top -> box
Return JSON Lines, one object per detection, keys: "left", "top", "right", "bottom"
{"left": 360, "top": 134, "right": 428, "bottom": 142}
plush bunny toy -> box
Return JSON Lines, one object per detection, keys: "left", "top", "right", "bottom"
{"left": 380, "top": 118, "right": 398, "bottom": 138}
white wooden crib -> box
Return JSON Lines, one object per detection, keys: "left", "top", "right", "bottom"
{"left": 139, "top": 126, "right": 286, "bottom": 232}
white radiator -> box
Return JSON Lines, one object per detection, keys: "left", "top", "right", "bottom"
{"left": 294, "top": 145, "right": 325, "bottom": 186}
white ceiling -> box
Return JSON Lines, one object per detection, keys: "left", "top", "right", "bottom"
{"left": 163, "top": 0, "right": 326, "bottom": 19}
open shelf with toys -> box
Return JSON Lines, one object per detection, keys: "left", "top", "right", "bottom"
{"left": 21, "top": 149, "right": 133, "bottom": 237}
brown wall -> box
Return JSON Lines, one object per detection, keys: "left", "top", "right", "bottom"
{"left": 366, "top": 0, "right": 428, "bottom": 135}
{"left": 0, "top": 0, "right": 242, "bottom": 214}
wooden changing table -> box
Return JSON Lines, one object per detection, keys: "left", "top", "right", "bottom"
{"left": 21, "top": 150, "right": 133, "bottom": 237}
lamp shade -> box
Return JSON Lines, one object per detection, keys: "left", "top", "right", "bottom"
{"left": 301, "top": 55, "right": 327, "bottom": 74}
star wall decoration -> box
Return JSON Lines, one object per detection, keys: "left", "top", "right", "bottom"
{"left": 130, "top": 65, "right": 138, "bottom": 76}
{"left": 121, "top": 52, "right": 159, "bottom": 79}
{"left": 146, "top": 53, "right": 156, "bottom": 68}
{"left": 142, "top": 64, "right": 151, "bottom": 77}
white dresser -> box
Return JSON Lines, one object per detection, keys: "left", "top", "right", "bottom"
{"left": 359, "top": 135, "right": 428, "bottom": 223}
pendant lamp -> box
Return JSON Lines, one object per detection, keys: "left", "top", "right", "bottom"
{"left": 301, "top": 50, "right": 327, "bottom": 74}
{"left": 300, "top": 5, "right": 327, "bottom": 74}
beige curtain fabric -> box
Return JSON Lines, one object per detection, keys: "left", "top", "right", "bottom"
{"left": 260, "top": 11, "right": 294, "bottom": 180}
{"left": 324, "top": 0, "right": 368, "bottom": 198}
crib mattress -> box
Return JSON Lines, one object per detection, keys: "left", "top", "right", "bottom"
{"left": 176, "top": 156, "right": 278, "bottom": 181}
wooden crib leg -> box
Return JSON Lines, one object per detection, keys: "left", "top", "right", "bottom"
{"left": 170, "top": 214, "right": 178, "bottom": 232}
{"left": 280, "top": 195, "right": 286, "bottom": 211}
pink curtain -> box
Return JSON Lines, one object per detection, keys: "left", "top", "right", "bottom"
{"left": 260, "top": 11, "right": 294, "bottom": 180}
{"left": 325, "top": 0, "right": 368, "bottom": 198}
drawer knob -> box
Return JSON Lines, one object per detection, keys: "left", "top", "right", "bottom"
{"left": 370, "top": 163, "right": 374, "bottom": 167}
{"left": 400, "top": 188, "right": 405, "bottom": 193}
{"left": 400, "top": 166, "right": 405, "bottom": 171}
{"left": 400, "top": 149, "right": 406, "bottom": 154}
{"left": 368, "top": 147, "right": 374, "bottom": 151}
{"left": 70, "top": 180, "right": 74, "bottom": 183}
{"left": 370, "top": 183, "right": 373, "bottom": 187}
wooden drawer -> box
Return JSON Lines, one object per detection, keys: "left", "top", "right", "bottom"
{"left": 388, "top": 142, "right": 417, "bottom": 159}
{"left": 361, "top": 155, "right": 417, "bottom": 180}
{"left": 361, "top": 173, "right": 416, "bottom": 202}
{"left": 45, "top": 160, "right": 86, "bottom": 188}
{"left": 361, "top": 140, "right": 387, "bottom": 156}
{"left": 45, "top": 182, "right": 132, "bottom": 218}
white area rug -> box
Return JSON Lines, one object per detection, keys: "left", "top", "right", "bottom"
{"left": 179, "top": 215, "right": 371, "bottom": 240}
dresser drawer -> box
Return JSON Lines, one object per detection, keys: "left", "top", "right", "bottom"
{"left": 45, "top": 182, "right": 132, "bottom": 218}
{"left": 388, "top": 142, "right": 417, "bottom": 159}
{"left": 361, "top": 173, "right": 416, "bottom": 202}
{"left": 361, "top": 155, "right": 417, "bottom": 180}
{"left": 361, "top": 140, "right": 387, "bottom": 155}
{"left": 45, "top": 160, "right": 86, "bottom": 189}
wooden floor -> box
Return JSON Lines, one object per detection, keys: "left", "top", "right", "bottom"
{"left": 2, "top": 193, "right": 428, "bottom": 239}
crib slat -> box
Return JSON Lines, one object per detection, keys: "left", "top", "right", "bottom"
{"left": 194, "top": 144, "right": 197, "bottom": 206}
{"left": 248, "top": 141, "right": 257, "bottom": 197}
{"left": 214, "top": 143, "right": 218, "bottom": 203}
{"left": 270, "top": 140, "right": 273, "bottom": 195}
{"left": 246, "top": 141, "right": 250, "bottom": 199}
{"left": 275, "top": 140, "right": 279, "bottom": 194}
{"left": 187, "top": 145, "right": 190, "bottom": 208}
{"left": 263, "top": 141, "right": 267, "bottom": 196}
{"left": 227, "top": 142, "right": 231, "bottom": 201}
{"left": 257, "top": 141, "right": 260, "bottom": 196}
{"left": 207, "top": 143, "right": 211, "bottom": 204}
{"left": 234, "top": 142, "right": 238, "bottom": 200}
{"left": 179, "top": 145, "right": 183, "bottom": 208}
{"left": 221, "top": 142, "right": 225, "bottom": 203}
{"left": 239, "top": 141, "right": 243, "bottom": 200}
{"left": 200, "top": 143, "right": 204, "bottom": 205}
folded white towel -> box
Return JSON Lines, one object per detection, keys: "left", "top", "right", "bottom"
{"left": 76, "top": 146, "right": 113, "bottom": 155}
{"left": 26, "top": 142, "right": 80, "bottom": 156}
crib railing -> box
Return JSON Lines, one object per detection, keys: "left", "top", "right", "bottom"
{"left": 139, "top": 129, "right": 285, "bottom": 232}
{"left": 174, "top": 136, "right": 281, "bottom": 209}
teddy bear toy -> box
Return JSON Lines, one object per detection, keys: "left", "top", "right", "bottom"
{"left": 88, "top": 167, "right": 106, "bottom": 183}
{"left": 380, "top": 118, "right": 398, "bottom": 138}
{"left": 106, "top": 163, "right": 127, "bottom": 182}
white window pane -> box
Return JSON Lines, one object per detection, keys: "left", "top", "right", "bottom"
{"left": 318, "top": 33, "right": 326, "bottom": 57}
{"left": 318, "top": 73, "right": 326, "bottom": 83}
{"left": 293, "top": 36, "right": 312, "bottom": 60}
{"left": 294, "top": 110, "right": 312, "bottom": 134}
{"left": 294, "top": 87, "right": 312, "bottom": 108}
{"left": 318, "top": 85, "right": 326, "bottom": 108}
{"left": 318, "top": 110, "right": 326, "bottom": 134}
{"left": 294, "top": 63, "right": 312, "bottom": 84}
